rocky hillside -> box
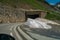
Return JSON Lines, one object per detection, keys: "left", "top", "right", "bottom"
{"left": 0, "top": 3, "right": 26, "bottom": 23}
{"left": 0, "top": 0, "right": 60, "bottom": 23}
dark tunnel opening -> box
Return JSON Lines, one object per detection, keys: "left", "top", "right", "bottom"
{"left": 27, "top": 14, "right": 39, "bottom": 19}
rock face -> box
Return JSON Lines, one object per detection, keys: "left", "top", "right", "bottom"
{"left": 0, "top": 3, "right": 47, "bottom": 23}
{"left": 0, "top": 3, "right": 26, "bottom": 23}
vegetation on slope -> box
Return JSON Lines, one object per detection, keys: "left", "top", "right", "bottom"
{"left": 0, "top": 0, "right": 60, "bottom": 20}
{"left": 0, "top": 0, "right": 47, "bottom": 10}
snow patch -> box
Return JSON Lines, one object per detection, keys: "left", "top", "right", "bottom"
{"left": 25, "top": 18, "right": 52, "bottom": 29}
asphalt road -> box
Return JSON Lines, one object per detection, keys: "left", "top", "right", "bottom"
{"left": 0, "top": 22, "right": 60, "bottom": 40}
{"left": 0, "top": 23, "right": 21, "bottom": 36}
{"left": 21, "top": 24, "right": 60, "bottom": 40}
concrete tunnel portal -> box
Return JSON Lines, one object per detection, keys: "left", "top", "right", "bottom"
{"left": 25, "top": 10, "right": 47, "bottom": 20}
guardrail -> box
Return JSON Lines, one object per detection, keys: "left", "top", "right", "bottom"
{"left": 17, "top": 25, "right": 34, "bottom": 40}
{"left": 13, "top": 24, "right": 23, "bottom": 40}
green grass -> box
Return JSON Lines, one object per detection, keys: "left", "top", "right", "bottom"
{"left": 0, "top": 0, "right": 60, "bottom": 20}
{"left": 45, "top": 12, "right": 60, "bottom": 20}
{"left": 0, "top": 0, "right": 47, "bottom": 10}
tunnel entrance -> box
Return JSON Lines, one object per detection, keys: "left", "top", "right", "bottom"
{"left": 25, "top": 10, "right": 47, "bottom": 21}
{"left": 27, "top": 14, "right": 39, "bottom": 19}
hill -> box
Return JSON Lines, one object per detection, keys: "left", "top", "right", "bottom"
{"left": 0, "top": 0, "right": 60, "bottom": 20}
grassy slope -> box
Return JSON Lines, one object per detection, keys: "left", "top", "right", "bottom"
{"left": 0, "top": 0, "right": 60, "bottom": 20}
{"left": 0, "top": 0, "right": 47, "bottom": 10}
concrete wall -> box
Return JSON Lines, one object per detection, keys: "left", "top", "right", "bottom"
{"left": 25, "top": 11, "right": 47, "bottom": 18}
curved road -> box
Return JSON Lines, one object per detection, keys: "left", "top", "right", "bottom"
{"left": 0, "top": 23, "right": 21, "bottom": 35}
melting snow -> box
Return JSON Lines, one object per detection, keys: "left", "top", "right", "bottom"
{"left": 25, "top": 18, "right": 52, "bottom": 29}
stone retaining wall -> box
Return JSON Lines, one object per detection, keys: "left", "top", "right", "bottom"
{"left": 0, "top": 4, "right": 26, "bottom": 23}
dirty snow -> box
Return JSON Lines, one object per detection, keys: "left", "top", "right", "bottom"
{"left": 25, "top": 18, "right": 52, "bottom": 29}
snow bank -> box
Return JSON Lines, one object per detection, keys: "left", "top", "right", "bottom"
{"left": 25, "top": 18, "right": 52, "bottom": 29}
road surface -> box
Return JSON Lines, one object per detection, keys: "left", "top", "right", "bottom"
{"left": 0, "top": 23, "right": 21, "bottom": 36}
{"left": 0, "top": 21, "right": 60, "bottom": 40}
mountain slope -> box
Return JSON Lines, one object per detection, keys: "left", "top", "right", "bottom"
{"left": 0, "top": 0, "right": 47, "bottom": 10}
{"left": 0, "top": 0, "right": 60, "bottom": 20}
